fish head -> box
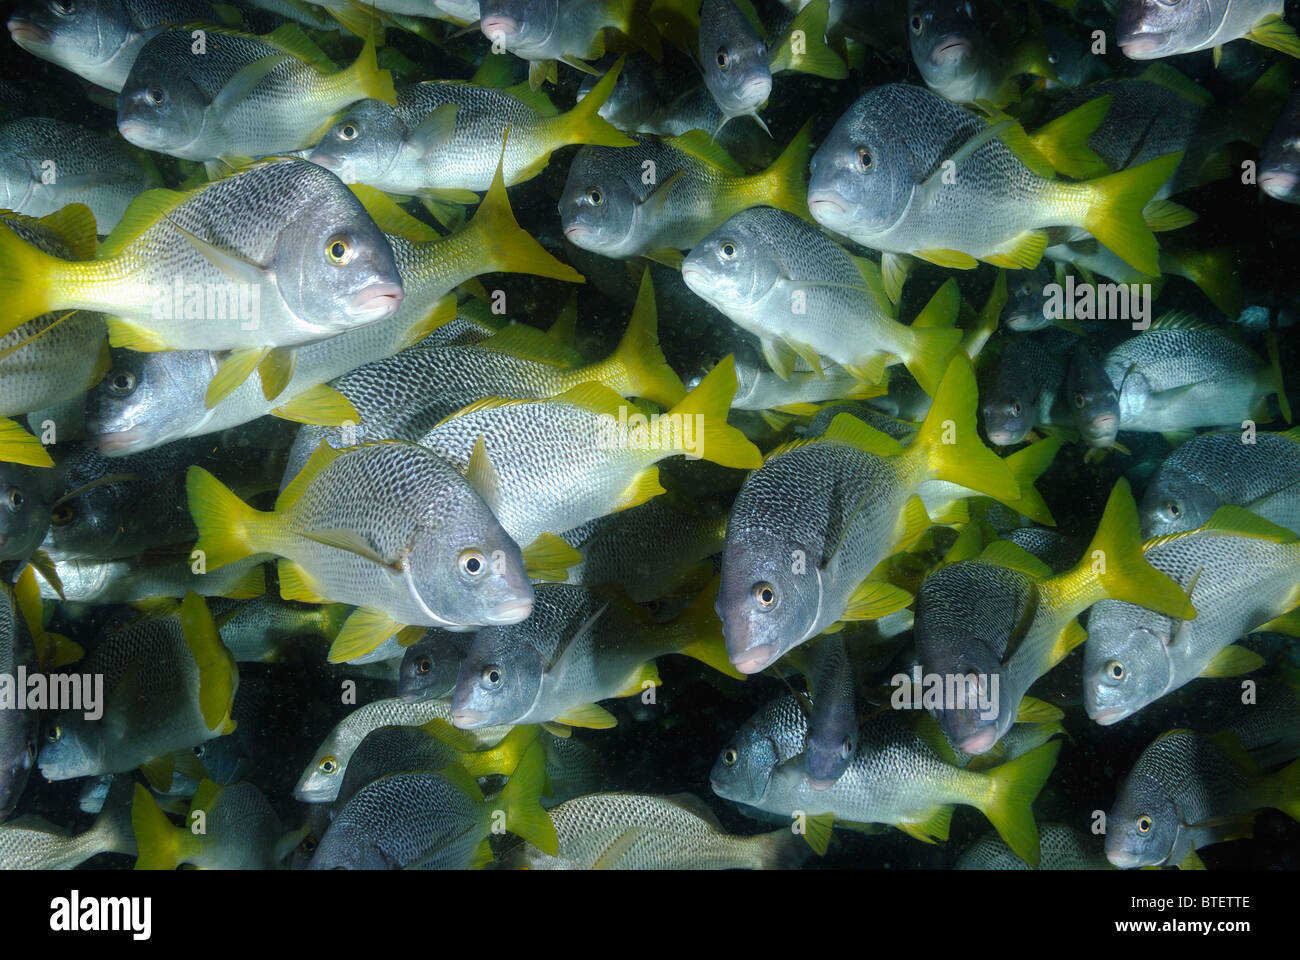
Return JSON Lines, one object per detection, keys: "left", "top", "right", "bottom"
{"left": 808, "top": 96, "right": 912, "bottom": 240}
{"left": 1066, "top": 346, "right": 1119, "bottom": 448}
{"left": 717, "top": 538, "right": 820, "bottom": 674}
{"left": 308, "top": 816, "right": 392, "bottom": 870}
{"left": 710, "top": 714, "right": 783, "bottom": 804}
{"left": 407, "top": 486, "right": 533, "bottom": 628}
{"left": 451, "top": 627, "right": 543, "bottom": 728}
{"left": 907, "top": 0, "right": 982, "bottom": 93}
{"left": 308, "top": 100, "right": 404, "bottom": 186}
{"left": 681, "top": 216, "right": 776, "bottom": 313}
{"left": 271, "top": 172, "right": 405, "bottom": 334}
{"left": 577, "top": 55, "right": 659, "bottom": 127}
{"left": 7, "top": 0, "right": 130, "bottom": 77}
{"left": 558, "top": 148, "right": 640, "bottom": 254}
{"left": 479, "top": 0, "right": 557, "bottom": 54}
{"left": 84, "top": 350, "right": 212, "bottom": 456}
{"left": 0, "top": 712, "right": 38, "bottom": 820}
{"left": 37, "top": 714, "right": 102, "bottom": 781}
{"left": 980, "top": 386, "right": 1033, "bottom": 447}
{"left": 117, "top": 57, "right": 207, "bottom": 154}
{"left": 803, "top": 724, "right": 855, "bottom": 788}
{"left": 1105, "top": 766, "right": 1179, "bottom": 867}
{"left": 1139, "top": 473, "right": 1215, "bottom": 537}
{"left": 922, "top": 628, "right": 1009, "bottom": 754}
{"left": 699, "top": 0, "right": 771, "bottom": 119}
{"left": 1259, "top": 98, "right": 1300, "bottom": 203}
{"left": 42, "top": 470, "right": 120, "bottom": 560}
{"left": 397, "top": 630, "right": 464, "bottom": 702}
{"left": 294, "top": 737, "right": 348, "bottom": 802}
{"left": 1003, "top": 265, "right": 1051, "bottom": 331}
{"left": 1116, "top": 0, "right": 1216, "bottom": 60}
{"left": 1083, "top": 600, "right": 1175, "bottom": 726}
{"left": 0, "top": 462, "right": 50, "bottom": 563}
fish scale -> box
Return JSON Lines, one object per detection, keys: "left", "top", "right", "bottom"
{"left": 0, "top": 583, "right": 37, "bottom": 819}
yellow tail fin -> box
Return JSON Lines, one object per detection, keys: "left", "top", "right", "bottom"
{"left": 131, "top": 784, "right": 186, "bottom": 870}
{"left": 669, "top": 577, "right": 746, "bottom": 679}
{"left": 1002, "top": 436, "right": 1062, "bottom": 526}
{"left": 555, "top": 56, "right": 637, "bottom": 149}
{"left": 1029, "top": 96, "right": 1111, "bottom": 180}
{"left": 497, "top": 740, "right": 559, "bottom": 854}
{"left": 1265, "top": 757, "right": 1300, "bottom": 822}
{"left": 908, "top": 354, "right": 1020, "bottom": 503}
{"left": 604, "top": 270, "right": 687, "bottom": 407}
{"left": 0, "top": 418, "right": 53, "bottom": 467}
{"left": 463, "top": 147, "right": 586, "bottom": 283}
{"left": 180, "top": 591, "right": 239, "bottom": 733}
{"left": 1080, "top": 152, "right": 1181, "bottom": 276}
{"left": 459, "top": 724, "right": 538, "bottom": 779}
{"left": 978, "top": 740, "right": 1060, "bottom": 868}
{"left": 1065, "top": 477, "right": 1196, "bottom": 618}
{"left": 757, "top": 119, "right": 814, "bottom": 221}
{"left": 904, "top": 279, "right": 963, "bottom": 396}
{"left": 767, "top": 0, "right": 847, "bottom": 79}
{"left": 186, "top": 466, "right": 274, "bottom": 572}
{"left": 0, "top": 222, "right": 62, "bottom": 337}
{"left": 664, "top": 356, "right": 763, "bottom": 470}
{"left": 1160, "top": 245, "right": 1244, "bottom": 319}
{"left": 348, "top": 32, "right": 397, "bottom": 105}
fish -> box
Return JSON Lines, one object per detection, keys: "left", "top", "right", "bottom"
{"left": 956, "top": 822, "right": 1112, "bottom": 869}
{"left": 681, "top": 207, "right": 962, "bottom": 392}
{"left": 1116, "top": 0, "right": 1300, "bottom": 62}
{"left": 914, "top": 478, "right": 1195, "bottom": 753}
{"left": 1101, "top": 315, "right": 1291, "bottom": 435}
{"left": 559, "top": 124, "right": 811, "bottom": 264}
{"left": 1140, "top": 427, "right": 1300, "bottom": 537}
{"left": 801, "top": 634, "right": 857, "bottom": 789}
{"left": 294, "top": 697, "right": 511, "bottom": 803}
{"left": 0, "top": 461, "right": 52, "bottom": 565}
{"left": 979, "top": 336, "right": 1066, "bottom": 446}
{"left": 209, "top": 595, "right": 347, "bottom": 663}
{"left": 309, "top": 63, "right": 634, "bottom": 199}
{"left": 131, "top": 780, "right": 282, "bottom": 869}
{"left": 0, "top": 777, "right": 136, "bottom": 869}
{"left": 806, "top": 83, "right": 1178, "bottom": 276}
{"left": 1084, "top": 507, "right": 1300, "bottom": 726}
{"left": 906, "top": 0, "right": 1054, "bottom": 105}
{"left": 0, "top": 158, "right": 406, "bottom": 400}
{"left": 1065, "top": 343, "right": 1120, "bottom": 448}
{"left": 450, "top": 582, "right": 739, "bottom": 730}
{"left": 81, "top": 163, "right": 578, "bottom": 454}
{"left": 416, "top": 354, "right": 761, "bottom": 549}
{"left": 5, "top": 0, "right": 228, "bottom": 92}
{"left": 1260, "top": 87, "right": 1300, "bottom": 203}
{"left": 187, "top": 438, "right": 536, "bottom": 661}
{"left": 34, "top": 554, "right": 266, "bottom": 605}
{"left": 37, "top": 593, "right": 239, "bottom": 780}
{"left": 506, "top": 791, "right": 809, "bottom": 868}
{"left": 717, "top": 354, "right": 1020, "bottom": 674}
{"left": 1105, "top": 728, "right": 1300, "bottom": 868}
{"left": 398, "top": 631, "right": 471, "bottom": 701}
{"left": 0, "top": 574, "right": 39, "bottom": 820}
{"left": 710, "top": 695, "right": 1061, "bottom": 865}
{"left": 308, "top": 739, "right": 557, "bottom": 868}
{"left": 0, "top": 117, "right": 154, "bottom": 231}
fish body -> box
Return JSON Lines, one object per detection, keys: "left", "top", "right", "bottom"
{"left": 1117, "top": 0, "right": 1287, "bottom": 60}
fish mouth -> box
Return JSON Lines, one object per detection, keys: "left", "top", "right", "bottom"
{"left": 985, "top": 428, "right": 1019, "bottom": 446}
{"left": 805, "top": 776, "right": 836, "bottom": 791}
{"left": 7, "top": 19, "right": 49, "bottom": 46}
{"left": 807, "top": 190, "right": 849, "bottom": 224}
{"left": 1090, "top": 705, "right": 1126, "bottom": 725}
{"left": 481, "top": 15, "right": 518, "bottom": 38}
{"left": 1117, "top": 33, "right": 1165, "bottom": 59}
{"left": 680, "top": 263, "right": 709, "bottom": 291}
{"left": 932, "top": 37, "right": 972, "bottom": 65}
{"left": 1106, "top": 849, "right": 1145, "bottom": 869}
{"left": 487, "top": 597, "right": 533, "bottom": 623}
{"left": 957, "top": 727, "right": 997, "bottom": 754}
{"left": 740, "top": 75, "right": 772, "bottom": 105}
{"left": 116, "top": 119, "right": 160, "bottom": 147}
{"left": 731, "top": 644, "right": 776, "bottom": 674}
{"left": 1260, "top": 170, "right": 1299, "bottom": 199}
{"left": 451, "top": 707, "right": 486, "bottom": 727}
{"left": 86, "top": 429, "right": 145, "bottom": 456}
{"left": 348, "top": 283, "right": 404, "bottom": 321}
{"left": 562, "top": 223, "right": 589, "bottom": 242}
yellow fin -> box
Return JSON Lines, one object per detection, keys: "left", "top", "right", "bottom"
{"left": 1016, "top": 696, "right": 1064, "bottom": 723}
{"left": 1001, "top": 436, "right": 1062, "bottom": 526}
{"left": 554, "top": 702, "right": 617, "bottom": 729}
{"left": 206, "top": 346, "right": 270, "bottom": 408}
{"left": 187, "top": 466, "right": 266, "bottom": 571}
{"left": 350, "top": 183, "right": 439, "bottom": 242}
{"left": 615, "top": 467, "right": 666, "bottom": 511}
{"left": 555, "top": 56, "right": 636, "bottom": 150}
{"left": 498, "top": 740, "right": 559, "bottom": 853}
{"left": 1200, "top": 644, "right": 1265, "bottom": 678}
{"left": 754, "top": 119, "right": 814, "bottom": 222}
{"left": 105, "top": 317, "right": 170, "bottom": 352}
{"left": 978, "top": 540, "right": 1053, "bottom": 579}
{"left": 662, "top": 356, "right": 762, "bottom": 468}
{"left": 1028, "top": 96, "right": 1111, "bottom": 180}
{"left": 614, "top": 660, "right": 661, "bottom": 698}
{"left": 915, "top": 249, "right": 979, "bottom": 269}
{"left": 180, "top": 592, "right": 238, "bottom": 732}
{"left": 842, "top": 579, "right": 913, "bottom": 621}
{"left": 131, "top": 784, "right": 184, "bottom": 870}
{"left": 983, "top": 231, "right": 1048, "bottom": 270}
{"left": 896, "top": 804, "right": 953, "bottom": 844}
{"left": 328, "top": 606, "right": 403, "bottom": 662}
{"left": 275, "top": 440, "right": 345, "bottom": 512}
{"left": 978, "top": 740, "right": 1061, "bottom": 868}
{"left": 802, "top": 811, "right": 834, "bottom": 855}
{"left": 768, "top": 0, "right": 847, "bottom": 79}
{"left": 271, "top": 383, "right": 358, "bottom": 426}
{"left": 1247, "top": 13, "right": 1300, "bottom": 58}
{"left": 257, "top": 346, "right": 296, "bottom": 401}
{"left": 1081, "top": 152, "right": 1181, "bottom": 276}
{"left": 522, "top": 532, "right": 583, "bottom": 581}
{"left": 37, "top": 203, "right": 98, "bottom": 260}
{"left": 1143, "top": 198, "right": 1197, "bottom": 232}
{"left": 0, "top": 419, "right": 53, "bottom": 467}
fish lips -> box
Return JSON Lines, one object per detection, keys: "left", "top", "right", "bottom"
{"left": 6, "top": 17, "right": 50, "bottom": 47}
{"left": 347, "top": 282, "right": 404, "bottom": 322}
{"left": 1260, "top": 169, "right": 1300, "bottom": 201}
{"left": 930, "top": 34, "right": 974, "bottom": 66}
{"left": 1116, "top": 29, "right": 1170, "bottom": 59}
{"left": 806, "top": 187, "right": 858, "bottom": 234}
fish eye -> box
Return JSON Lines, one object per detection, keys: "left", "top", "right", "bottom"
{"left": 482, "top": 664, "right": 503, "bottom": 688}
{"left": 716, "top": 48, "right": 730, "bottom": 69}
{"left": 26, "top": 738, "right": 38, "bottom": 760}
{"left": 50, "top": 0, "right": 75, "bottom": 15}
{"left": 1010, "top": 401, "right": 1021, "bottom": 416}
{"left": 1047, "top": 52, "right": 1058, "bottom": 64}
{"left": 719, "top": 240, "right": 738, "bottom": 260}
{"left": 586, "top": 187, "right": 603, "bottom": 205}
{"left": 1136, "top": 814, "right": 1152, "bottom": 833}
{"left": 722, "top": 747, "right": 738, "bottom": 765}
{"left": 318, "top": 755, "right": 339, "bottom": 775}
{"left": 910, "top": 15, "right": 922, "bottom": 33}
{"left": 147, "top": 87, "right": 165, "bottom": 105}
{"left": 325, "top": 235, "right": 355, "bottom": 265}
{"left": 5, "top": 487, "right": 23, "bottom": 512}
{"left": 339, "top": 123, "right": 359, "bottom": 141}
{"left": 839, "top": 736, "right": 852, "bottom": 759}
{"left": 1073, "top": 392, "right": 1085, "bottom": 408}
{"left": 51, "top": 504, "right": 74, "bottom": 526}
{"left": 300, "top": 834, "right": 318, "bottom": 854}
{"left": 752, "top": 581, "right": 776, "bottom": 609}
{"left": 459, "top": 549, "right": 487, "bottom": 576}
{"left": 1165, "top": 500, "right": 1181, "bottom": 518}
{"left": 106, "top": 369, "right": 137, "bottom": 395}
{"left": 857, "top": 147, "right": 872, "bottom": 171}
{"left": 1106, "top": 660, "right": 1124, "bottom": 681}
{"left": 416, "top": 656, "right": 432, "bottom": 675}
{"left": 47, "top": 725, "right": 61, "bottom": 742}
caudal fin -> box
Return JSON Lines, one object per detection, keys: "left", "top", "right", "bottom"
{"left": 978, "top": 740, "right": 1061, "bottom": 868}
{"left": 757, "top": 119, "right": 814, "bottom": 222}
{"left": 1081, "top": 152, "right": 1181, "bottom": 276}
{"left": 0, "top": 222, "right": 63, "bottom": 337}
{"left": 904, "top": 280, "right": 963, "bottom": 396}
{"left": 1159, "top": 245, "right": 1244, "bottom": 319}
{"left": 1001, "top": 436, "right": 1062, "bottom": 526}
{"left": 556, "top": 57, "right": 637, "bottom": 149}
{"left": 768, "top": 0, "right": 847, "bottom": 79}
{"left": 349, "top": 32, "right": 397, "bottom": 105}
{"left": 910, "top": 353, "right": 1020, "bottom": 504}
{"left": 0, "top": 418, "right": 53, "bottom": 467}
{"left": 187, "top": 466, "right": 273, "bottom": 572}
{"left": 498, "top": 740, "right": 559, "bottom": 854}
{"left": 604, "top": 271, "right": 687, "bottom": 407}
{"left": 665, "top": 356, "right": 763, "bottom": 470}
{"left": 131, "top": 784, "right": 187, "bottom": 870}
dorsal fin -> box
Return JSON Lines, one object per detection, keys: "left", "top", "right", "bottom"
{"left": 275, "top": 440, "right": 345, "bottom": 511}
{"left": 664, "top": 130, "right": 745, "bottom": 176}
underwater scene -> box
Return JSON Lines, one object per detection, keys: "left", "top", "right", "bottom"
{"left": 0, "top": 0, "right": 1298, "bottom": 874}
